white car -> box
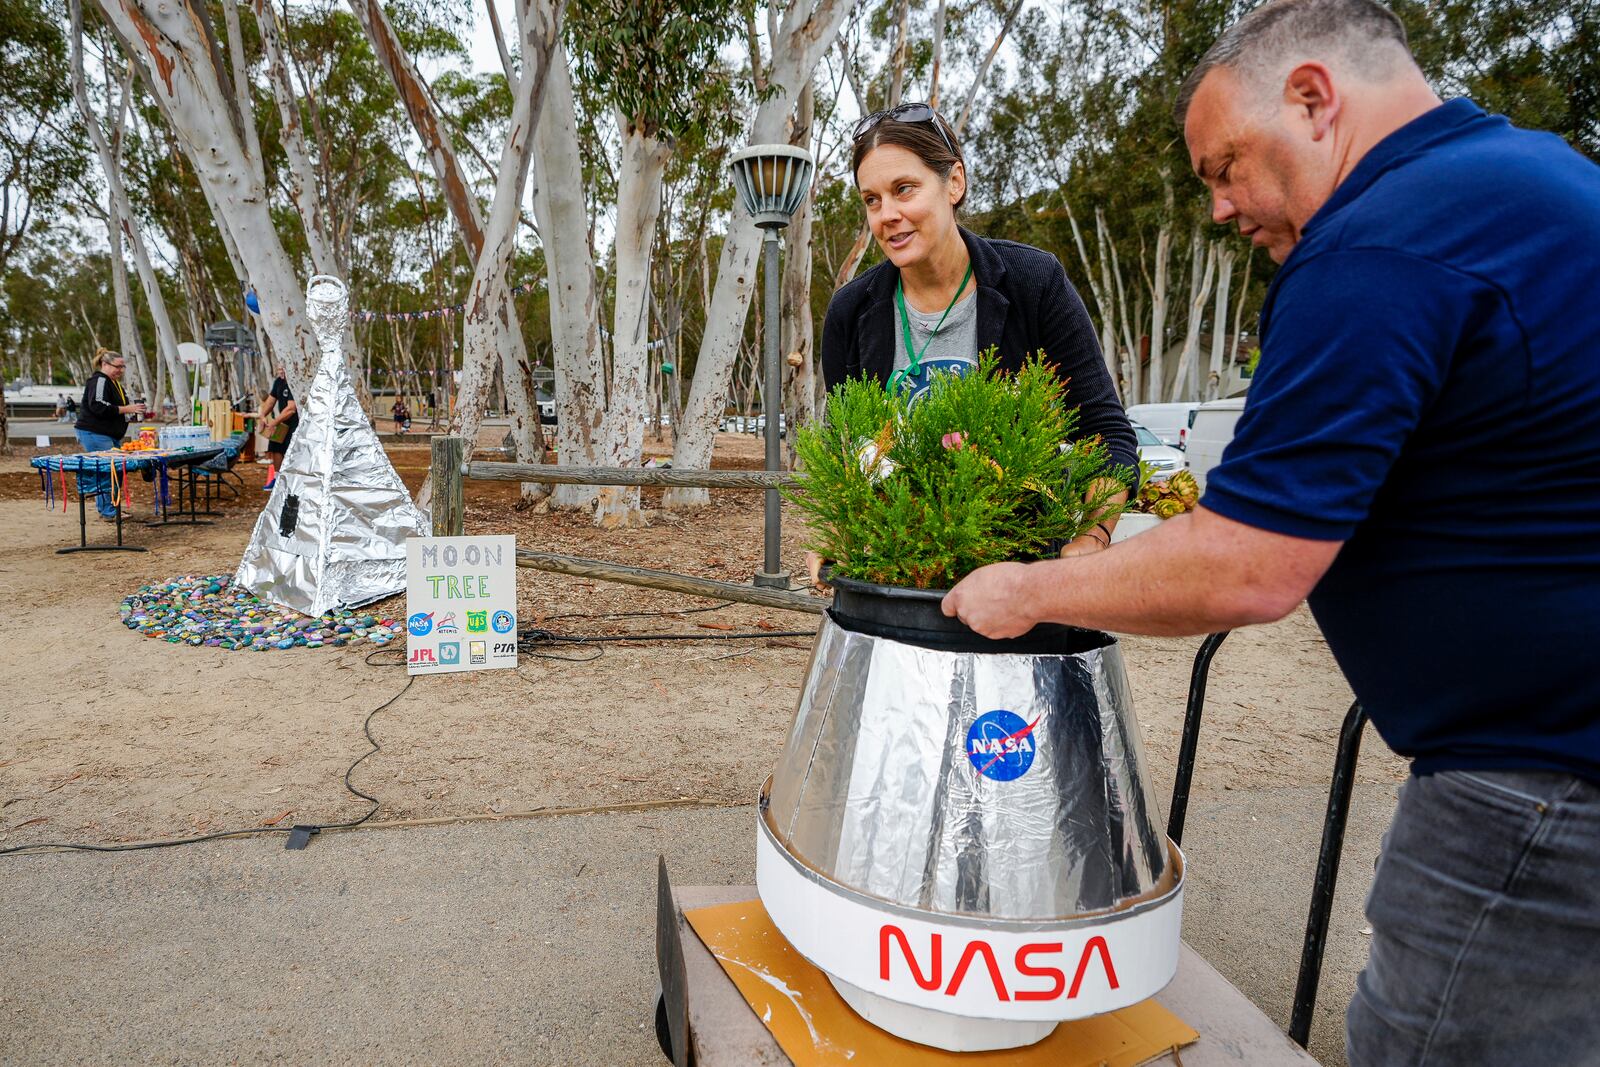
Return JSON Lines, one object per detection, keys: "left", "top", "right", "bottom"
{"left": 1134, "top": 423, "right": 1186, "bottom": 480}
{"left": 1126, "top": 402, "right": 1202, "bottom": 449}
{"left": 1185, "top": 397, "right": 1247, "bottom": 492}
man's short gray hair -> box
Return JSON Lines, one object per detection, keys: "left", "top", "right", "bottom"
{"left": 1175, "top": 0, "right": 1413, "bottom": 126}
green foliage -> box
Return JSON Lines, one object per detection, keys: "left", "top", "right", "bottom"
{"left": 787, "top": 351, "right": 1133, "bottom": 589}
{"left": 0, "top": 0, "right": 86, "bottom": 276}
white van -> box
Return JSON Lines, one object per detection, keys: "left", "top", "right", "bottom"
{"left": 1185, "top": 397, "right": 1248, "bottom": 492}
{"left": 1125, "top": 402, "right": 1201, "bottom": 449}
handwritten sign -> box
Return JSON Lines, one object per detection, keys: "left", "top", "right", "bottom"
{"left": 406, "top": 535, "right": 517, "bottom": 674}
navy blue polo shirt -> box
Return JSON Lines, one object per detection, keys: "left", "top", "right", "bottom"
{"left": 1203, "top": 99, "right": 1600, "bottom": 780}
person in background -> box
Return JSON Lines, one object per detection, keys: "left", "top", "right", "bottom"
{"left": 257, "top": 364, "right": 298, "bottom": 490}
{"left": 74, "top": 349, "right": 145, "bottom": 521}
{"left": 258, "top": 363, "right": 299, "bottom": 466}
{"left": 810, "top": 101, "right": 1136, "bottom": 585}
{"left": 391, "top": 397, "right": 412, "bottom": 434}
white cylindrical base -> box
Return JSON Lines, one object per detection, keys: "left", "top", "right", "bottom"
{"left": 756, "top": 807, "right": 1185, "bottom": 1050}
{"left": 828, "top": 975, "right": 1059, "bottom": 1052}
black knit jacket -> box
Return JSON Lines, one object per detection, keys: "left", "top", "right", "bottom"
{"left": 75, "top": 370, "right": 129, "bottom": 440}
{"left": 819, "top": 227, "right": 1138, "bottom": 472}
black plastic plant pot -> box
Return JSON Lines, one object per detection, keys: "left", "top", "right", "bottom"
{"left": 824, "top": 571, "right": 1112, "bottom": 657}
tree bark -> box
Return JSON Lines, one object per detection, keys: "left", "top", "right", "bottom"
{"left": 94, "top": 0, "right": 320, "bottom": 393}
{"left": 1171, "top": 228, "right": 1217, "bottom": 402}
{"left": 1207, "top": 245, "right": 1236, "bottom": 400}
{"left": 531, "top": 48, "right": 605, "bottom": 509}
{"left": 781, "top": 81, "right": 817, "bottom": 469}
{"left": 439, "top": 0, "right": 563, "bottom": 512}
{"left": 72, "top": 1, "right": 187, "bottom": 412}
{"left": 593, "top": 123, "right": 672, "bottom": 527}
{"left": 349, "top": 0, "right": 546, "bottom": 490}
{"left": 664, "top": 0, "right": 855, "bottom": 509}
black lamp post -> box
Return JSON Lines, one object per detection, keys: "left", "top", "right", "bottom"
{"left": 729, "top": 144, "right": 814, "bottom": 588}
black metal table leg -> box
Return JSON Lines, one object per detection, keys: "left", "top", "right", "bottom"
{"left": 1167, "top": 631, "right": 1231, "bottom": 846}
{"left": 1287, "top": 700, "right": 1368, "bottom": 1049}
{"left": 56, "top": 461, "right": 145, "bottom": 554}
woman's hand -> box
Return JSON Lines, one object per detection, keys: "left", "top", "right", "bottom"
{"left": 1060, "top": 530, "right": 1109, "bottom": 558}
{"left": 805, "top": 550, "right": 827, "bottom": 591}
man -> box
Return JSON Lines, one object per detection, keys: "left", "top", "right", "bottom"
{"left": 257, "top": 363, "right": 299, "bottom": 469}
{"left": 74, "top": 350, "right": 146, "bottom": 520}
{"left": 942, "top": 2, "right": 1600, "bottom": 1063}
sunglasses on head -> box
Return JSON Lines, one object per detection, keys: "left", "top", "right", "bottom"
{"left": 853, "top": 102, "right": 956, "bottom": 156}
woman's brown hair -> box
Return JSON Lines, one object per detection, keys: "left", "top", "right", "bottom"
{"left": 851, "top": 110, "right": 967, "bottom": 210}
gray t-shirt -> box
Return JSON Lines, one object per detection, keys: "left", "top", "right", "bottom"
{"left": 892, "top": 286, "right": 978, "bottom": 404}
{"left": 892, "top": 286, "right": 978, "bottom": 374}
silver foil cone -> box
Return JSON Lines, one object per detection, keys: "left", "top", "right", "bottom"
{"left": 235, "top": 275, "right": 429, "bottom": 616}
{"left": 765, "top": 612, "right": 1169, "bottom": 921}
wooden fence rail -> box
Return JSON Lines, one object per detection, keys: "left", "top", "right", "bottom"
{"left": 429, "top": 435, "right": 821, "bottom": 615}
{"left": 465, "top": 461, "right": 797, "bottom": 490}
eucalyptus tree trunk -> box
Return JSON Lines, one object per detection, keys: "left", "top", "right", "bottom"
{"left": 1107, "top": 226, "right": 1138, "bottom": 401}
{"left": 1063, "top": 196, "right": 1120, "bottom": 402}
{"left": 782, "top": 82, "right": 817, "bottom": 469}
{"left": 349, "top": 0, "right": 547, "bottom": 493}
{"left": 1207, "top": 245, "right": 1237, "bottom": 400}
{"left": 664, "top": 0, "right": 855, "bottom": 509}
{"left": 1171, "top": 233, "right": 1217, "bottom": 402}
{"left": 252, "top": 0, "right": 366, "bottom": 404}
{"left": 93, "top": 0, "right": 319, "bottom": 393}
{"left": 70, "top": 5, "right": 182, "bottom": 409}
{"left": 531, "top": 48, "right": 605, "bottom": 509}
{"left": 104, "top": 210, "right": 152, "bottom": 402}
{"left": 1147, "top": 225, "right": 1171, "bottom": 404}
{"left": 1230, "top": 248, "right": 1254, "bottom": 370}
{"left": 593, "top": 124, "right": 672, "bottom": 527}
{"left": 439, "top": 0, "right": 562, "bottom": 513}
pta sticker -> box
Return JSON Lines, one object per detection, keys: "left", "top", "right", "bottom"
{"left": 966, "top": 710, "right": 1039, "bottom": 781}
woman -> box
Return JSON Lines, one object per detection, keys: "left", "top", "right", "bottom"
{"left": 74, "top": 349, "right": 145, "bottom": 521}
{"left": 818, "top": 103, "right": 1137, "bottom": 563}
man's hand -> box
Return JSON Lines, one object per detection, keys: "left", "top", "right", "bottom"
{"left": 942, "top": 561, "right": 1038, "bottom": 638}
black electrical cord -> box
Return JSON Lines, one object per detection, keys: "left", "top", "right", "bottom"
{"left": 0, "top": 656, "right": 412, "bottom": 858}
{"left": 0, "top": 606, "right": 816, "bottom": 859}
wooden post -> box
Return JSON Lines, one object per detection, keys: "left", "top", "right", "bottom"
{"left": 430, "top": 434, "right": 466, "bottom": 536}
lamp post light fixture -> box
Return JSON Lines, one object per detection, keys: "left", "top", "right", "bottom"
{"left": 729, "top": 144, "right": 814, "bottom": 589}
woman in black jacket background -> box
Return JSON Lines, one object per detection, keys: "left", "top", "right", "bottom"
{"left": 818, "top": 103, "right": 1136, "bottom": 561}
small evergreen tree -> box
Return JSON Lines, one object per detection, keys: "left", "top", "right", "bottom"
{"left": 788, "top": 352, "right": 1133, "bottom": 589}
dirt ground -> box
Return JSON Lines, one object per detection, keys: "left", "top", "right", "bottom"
{"left": 0, "top": 431, "right": 1404, "bottom": 850}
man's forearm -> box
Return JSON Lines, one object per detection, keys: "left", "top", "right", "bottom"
{"left": 947, "top": 506, "right": 1341, "bottom": 639}
{"left": 1022, "top": 513, "right": 1288, "bottom": 635}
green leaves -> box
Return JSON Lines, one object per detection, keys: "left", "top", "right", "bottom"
{"left": 787, "top": 350, "right": 1133, "bottom": 590}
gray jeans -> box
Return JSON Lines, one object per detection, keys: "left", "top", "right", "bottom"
{"left": 1347, "top": 768, "right": 1600, "bottom": 1066}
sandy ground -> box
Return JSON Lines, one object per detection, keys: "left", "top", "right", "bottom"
{"left": 0, "top": 431, "right": 1406, "bottom": 1064}
{"left": 0, "top": 432, "right": 1401, "bottom": 847}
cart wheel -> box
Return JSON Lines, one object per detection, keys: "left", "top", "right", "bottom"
{"left": 655, "top": 991, "right": 673, "bottom": 1061}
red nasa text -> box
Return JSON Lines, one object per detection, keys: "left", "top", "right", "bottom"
{"left": 879, "top": 925, "right": 1119, "bottom": 1001}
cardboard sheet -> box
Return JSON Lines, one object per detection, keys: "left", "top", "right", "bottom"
{"left": 685, "top": 899, "right": 1198, "bottom": 1067}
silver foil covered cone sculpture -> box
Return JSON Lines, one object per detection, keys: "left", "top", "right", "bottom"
{"left": 235, "top": 275, "right": 429, "bottom": 616}
{"left": 756, "top": 581, "right": 1183, "bottom": 1051}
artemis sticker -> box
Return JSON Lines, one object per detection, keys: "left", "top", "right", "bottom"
{"left": 966, "top": 710, "right": 1040, "bottom": 781}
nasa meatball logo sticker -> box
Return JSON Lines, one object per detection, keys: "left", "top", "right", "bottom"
{"left": 966, "top": 710, "right": 1040, "bottom": 781}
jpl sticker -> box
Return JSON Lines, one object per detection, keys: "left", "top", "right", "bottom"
{"left": 966, "top": 710, "right": 1040, "bottom": 781}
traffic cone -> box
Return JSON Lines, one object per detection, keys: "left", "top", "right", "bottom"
{"left": 263, "top": 462, "right": 277, "bottom": 490}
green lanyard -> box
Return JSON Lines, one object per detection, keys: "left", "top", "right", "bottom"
{"left": 888, "top": 262, "right": 974, "bottom": 394}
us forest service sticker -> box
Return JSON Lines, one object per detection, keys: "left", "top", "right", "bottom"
{"left": 966, "top": 710, "right": 1040, "bottom": 781}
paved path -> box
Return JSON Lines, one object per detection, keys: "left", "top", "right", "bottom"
{"left": 1, "top": 787, "right": 1397, "bottom": 1066}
